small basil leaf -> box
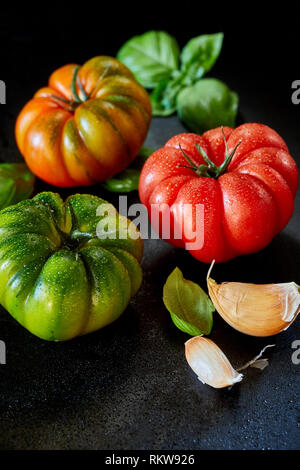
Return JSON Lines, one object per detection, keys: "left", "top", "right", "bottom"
{"left": 177, "top": 78, "right": 238, "bottom": 133}
{"left": 102, "top": 168, "right": 140, "bottom": 193}
{"left": 180, "top": 33, "right": 224, "bottom": 83}
{"left": 163, "top": 267, "right": 214, "bottom": 336}
{"left": 150, "top": 79, "right": 179, "bottom": 116}
{"left": 0, "top": 163, "right": 35, "bottom": 210}
{"left": 102, "top": 147, "right": 154, "bottom": 193}
{"left": 169, "top": 312, "right": 204, "bottom": 337}
{"left": 117, "top": 31, "right": 180, "bottom": 89}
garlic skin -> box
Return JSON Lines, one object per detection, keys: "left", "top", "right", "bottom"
{"left": 207, "top": 277, "right": 300, "bottom": 337}
{"left": 185, "top": 336, "right": 243, "bottom": 388}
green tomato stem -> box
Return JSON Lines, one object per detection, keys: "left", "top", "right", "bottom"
{"left": 179, "top": 127, "right": 241, "bottom": 178}
{"left": 70, "top": 66, "right": 90, "bottom": 105}
{"left": 70, "top": 66, "right": 82, "bottom": 103}
{"left": 49, "top": 66, "right": 89, "bottom": 113}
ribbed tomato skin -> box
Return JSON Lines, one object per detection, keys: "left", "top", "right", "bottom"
{"left": 0, "top": 192, "right": 143, "bottom": 341}
{"left": 15, "top": 57, "right": 151, "bottom": 187}
{"left": 139, "top": 124, "right": 298, "bottom": 263}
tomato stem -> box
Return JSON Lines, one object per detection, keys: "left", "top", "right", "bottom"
{"left": 71, "top": 66, "right": 82, "bottom": 103}
{"left": 48, "top": 94, "right": 74, "bottom": 112}
{"left": 77, "top": 76, "right": 88, "bottom": 101}
{"left": 179, "top": 127, "right": 242, "bottom": 178}
{"left": 50, "top": 67, "right": 91, "bottom": 112}
{"left": 70, "top": 66, "right": 90, "bottom": 105}
{"left": 179, "top": 145, "right": 198, "bottom": 170}
{"left": 49, "top": 94, "right": 72, "bottom": 105}
{"left": 49, "top": 202, "right": 92, "bottom": 250}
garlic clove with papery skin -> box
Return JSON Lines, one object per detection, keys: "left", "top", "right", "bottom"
{"left": 185, "top": 336, "right": 243, "bottom": 389}
{"left": 207, "top": 261, "right": 300, "bottom": 337}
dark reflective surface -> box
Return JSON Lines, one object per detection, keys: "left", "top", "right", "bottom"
{"left": 0, "top": 14, "right": 299, "bottom": 450}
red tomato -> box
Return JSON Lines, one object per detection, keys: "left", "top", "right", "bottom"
{"left": 139, "top": 124, "right": 298, "bottom": 263}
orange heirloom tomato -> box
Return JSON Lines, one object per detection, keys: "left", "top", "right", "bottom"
{"left": 15, "top": 57, "right": 152, "bottom": 187}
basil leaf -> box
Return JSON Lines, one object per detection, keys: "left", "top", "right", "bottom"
{"left": 150, "top": 79, "right": 179, "bottom": 116}
{"left": 177, "top": 78, "right": 238, "bottom": 133}
{"left": 102, "top": 146, "right": 153, "bottom": 193}
{"left": 163, "top": 267, "right": 214, "bottom": 336}
{"left": 0, "top": 163, "right": 35, "bottom": 210}
{"left": 180, "top": 33, "right": 224, "bottom": 83}
{"left": 102, "top": 168, "right": 140, "bottom": 193}
{"left": 149, "top": 32, "right": 224, "bottom": 116}
{"left": 169, "top": 313, "right": 207, "bottom": 337}
{"left": 117, "top": 31, "right": 180, "bottom": 89}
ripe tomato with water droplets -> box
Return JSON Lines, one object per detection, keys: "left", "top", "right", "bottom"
{"left": 139, "top": 123, "right": 298, "bottom": 263}
{"left": 15, "top": 57, "right": 151, "bottom": 187}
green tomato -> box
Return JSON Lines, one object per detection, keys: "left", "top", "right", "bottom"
{"left": 0, "top": 192, "right": 143, "bottom": 341}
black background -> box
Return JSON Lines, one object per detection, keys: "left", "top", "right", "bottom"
{"left": 0, "top": 5, "right": 299, "bottom": 450}
{"left": 1, "top": 6, "right": 299, "bottom": 157}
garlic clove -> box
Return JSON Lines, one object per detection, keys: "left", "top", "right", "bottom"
{"left": 185, "top": 336, "right": 243, "bottom": 388}
{"left": 207, "top": 262, "right": 300, "bottom": 337}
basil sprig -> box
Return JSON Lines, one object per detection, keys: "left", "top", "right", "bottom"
{"left": 117, "top": 30, "right": 238, "bottom": 132}
{"left": 163, "top": 267, "right": 214, "bottom": 336}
